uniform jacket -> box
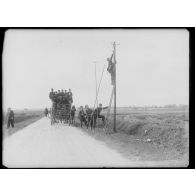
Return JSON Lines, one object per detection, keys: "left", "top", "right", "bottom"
{"left": 6, "top": 110, "right": 14, "bottom": 121}
{"left": 97, "top": 106, "right": 108, "bottom": 115}
{"left": 78, "top": 109, "right": 86, "bottom": 120}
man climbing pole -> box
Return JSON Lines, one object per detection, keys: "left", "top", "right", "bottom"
{"left": 107, "top": 50, "right": 116, "bottom": 86}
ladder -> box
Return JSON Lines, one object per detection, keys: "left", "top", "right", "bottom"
{"left": 104, "top": 87, "right": 114, "bottom": 129}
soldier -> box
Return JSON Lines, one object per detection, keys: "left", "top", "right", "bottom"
{"left": 53, "top": 91, "right": 57, "bottom": 103}
{"left": 61, "top": 89, "right": 65, "bottom": 103}
{"left": 55, "top": 90, "right": 60, "bottom": 122}
{"left": 58, "top": 90, "right": 63, "bottom": 104}
{"left": 57, "top": 90, "right": 61, "bottom": 103}
{"left": 6, "top": 108, "right": 15, "bottom": 129}
{"left": 49, "top": 89, "right": 55, "bottom": 117}
{"left": 48, "top": 108, "right": 51, "bottom": 118}
{"left": 93, "top": 103, "right": 108, "bottom": 127}
{"left": 78, "top": 106, "right": 87, "bottom": 128}
{"left": 70, "top": 105, "right": 76, "bottom": 124}
{"left": 44, "top": 107, "right": 48, "bottom": 117}
{"left": 49, "top": 88, "right": 54, "bottom": 101}
{"left": 64, "top": 90, "right": 69, "bottom": 104}
{"left": 53, "top": 92, "right": 58, "bottom": 111}
{"left": 68, "top": 89, "right": 73, "bottom": 104}
{"left": 85, "top": 105, "right": 93, "bottom": 129}
{"left": 91, "top": 108, "right": 98, "bottom": 128}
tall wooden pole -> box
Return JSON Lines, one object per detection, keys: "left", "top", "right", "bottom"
{"left": 94, "top": 61, "right": 98, "bottom": 108}
{"left": 113, "top": 42, "right": 117, "bottom": 132}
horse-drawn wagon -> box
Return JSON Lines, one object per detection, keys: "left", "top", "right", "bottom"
{"left": 49, "top": 89, "right": 73, "bottom": 125}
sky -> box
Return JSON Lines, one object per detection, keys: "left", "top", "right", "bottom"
{"left": 3, "top": 29, "right": 189, "bottom": 110}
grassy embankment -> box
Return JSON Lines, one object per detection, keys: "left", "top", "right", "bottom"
{"left": 74, "top": 108, "right": 189, "bottom": 161}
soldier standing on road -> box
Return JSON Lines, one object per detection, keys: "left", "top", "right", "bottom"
{"left": 44, "top": 107, "right": 49, "bottom": 117}
{"left": 85, "top": 105, "right": 93, "bottom": 129}
{"left": 70, "top": 105, "right": 76, "bottom": 124}
{"left": 6, "top": 108, "right": 15, "bottom": 129}
{"left": 78, "top": 106, "right": 87, "bottom": 128}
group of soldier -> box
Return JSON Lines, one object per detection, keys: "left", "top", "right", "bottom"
{"left": 49, "top": 88, "right": 73, "bottom": 105}
{"left": 49, "top": 88, "right": 74, "bottom": 123}
{"left": 48, "top": 88, "right": 108, "bottom": 128}
{"left": 78, "top": 104, "right": 108, "bottom": 128}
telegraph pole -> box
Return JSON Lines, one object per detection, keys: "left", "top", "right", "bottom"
{"left": 94, "top": 61, "right": 98, "bottom": 108}
{"left": 113, "top": 42, "right": 117, "bottom": 133}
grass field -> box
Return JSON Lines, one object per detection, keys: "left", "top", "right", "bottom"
{"left": 74, "top": 108, "right": 189, "bottom": 162}
{"left": 3, "top": 109, "right": 44, "bottom": 138}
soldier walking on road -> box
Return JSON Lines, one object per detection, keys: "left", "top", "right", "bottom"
{"left": 6, "top": 108, "right": 15, "bottom": 129}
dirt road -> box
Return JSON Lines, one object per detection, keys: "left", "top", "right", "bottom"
{"left": 3, "top": 118, "right": 186, "bottom": 168}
